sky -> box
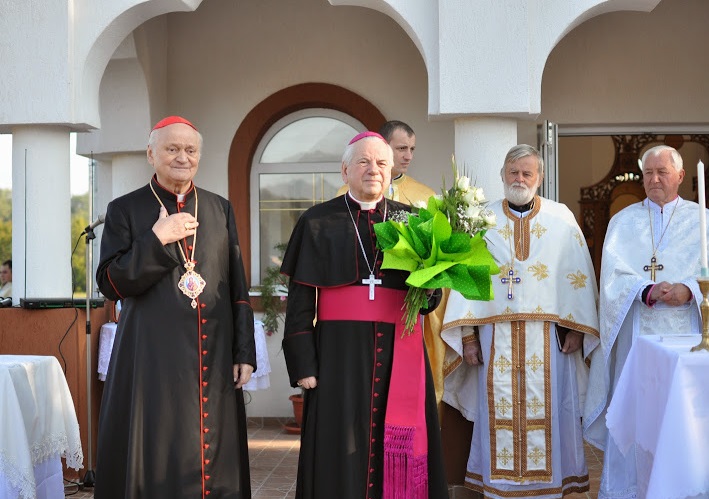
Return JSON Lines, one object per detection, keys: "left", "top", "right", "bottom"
{"left": 0, "top": 133, "right": 89, "bottom": 195}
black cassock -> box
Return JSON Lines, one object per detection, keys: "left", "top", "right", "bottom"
{"left": 281, "top": 195, "right": 448, "bottom": 499}
{"left": 95, "top": 177, "right": 255, "bottom": 499}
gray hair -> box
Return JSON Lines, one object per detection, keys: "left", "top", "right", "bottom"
{"left": 342, "top": 136, "right": 394, "bottom": 166}
{"left": 148, "top": 127, "right": 204, "bottom": 151}
{"left": 641, "top": 145, "right": 683, "bottom": 172}
{"left": 499, "top": 144, "right": 544, "bottom": 178}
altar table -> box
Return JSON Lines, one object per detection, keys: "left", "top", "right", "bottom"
{"left": 0, "top": 356, "right": 83, "bottom": 499}
{"left": 606, "top": 335, "right": 709, "bottom": 499}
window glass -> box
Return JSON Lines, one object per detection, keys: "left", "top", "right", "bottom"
{"left": 261, "top": 117, "right": 358, "bottom": 163}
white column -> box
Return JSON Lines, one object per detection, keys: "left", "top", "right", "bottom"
{"left": 111, "top": 152, "right": 153, "bottom": 199}
{"left": 454, "top": 117, "right": 518, "bottom": 202}
{"left": 11, "top": 126, "right": 72, "bottom": 302}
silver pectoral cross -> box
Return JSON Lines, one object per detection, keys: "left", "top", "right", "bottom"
{"left": 644, "top": 256, "right": 663, "bottom": 281}
{"left": 500, "top": 269, "right": 521, "bottom": 300}
{"left": 362, "top": 273, "right": 382, "bottom": 300}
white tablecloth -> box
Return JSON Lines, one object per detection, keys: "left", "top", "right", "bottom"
{"left": 98, "top": 320, "right": 271, "bottom": 389}
{"left": 606, "top": 335, "right": 709, "bottom": 499}
{"left": 0, "top": 355, "right": 83, "bottom": 499}
{"left": 97, "top": 322, "right": 117, "bottom": 381}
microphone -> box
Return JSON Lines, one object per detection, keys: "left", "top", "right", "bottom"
{"left": 84, "top": 214, "right": 105, "bottom": 233}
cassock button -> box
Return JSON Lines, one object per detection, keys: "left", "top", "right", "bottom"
{"left": 369, "top": 483, "right": 374, "bottom": 488}
{"left": 370, "top": 453, "right": 375, "bottom": 457}
{"left": 205, "top": 475, "right": 211, "bottom": 480}
{"left": 378, "top": 272, "right": 385, "bottom": 277}
{"left": 178, "top": 202, "right": 185, "bottom": 208}
{"left": 201, "top": 319, "right": 207, "bottom": 324}
{"left": 205, "top": 458, "right": 210, "bottom": 464}
{"left": 375, "top": 378, "right": 381, "bottom": 382}
{"left": 200, "top": 303, "right": 206, "bottom": 309}
{"left": 205, "top": 491, "right": 210, "bottom": 496}
{"left": 202, "top": 350, "right": 208, "bottom": 355}
{"left": 374, "top": 393, "right": 379, "bottom": 397}
{"left": 373, "top": 408, "right": 378, "bottom": 412}
{"left": 372, "top": 423, "right": 376, "bottom": 427}
{"left": 370, "top": 468, "right": 375, "bottom": 473}
{"left": 204, "top": 428, "right": 210, "bottom": 433}
{"left": 203, "top": 397, "right": 208, "bottom": 402}
{"left": 376, "top": 348, "right": 382, "bottom": 353}
{"left": 203, "top": 412, "right": 209, "bottom": 418}
{"left": 188, "top": 245, "right": 193, "bottom": 251}
{"left": 202, "top": 366, "right": 208, "bottom": 371}
{"left": 202, "top": 381, "right": 208, "bottom": 387}
{"left": 377, "top": 332, "right": 383, "bottom": 337}
{"left": 202, "top": 335, "right": 207, "bottom": 340}
{"left": 376, "top": 362, "right": 382, "bottom": 367}
{"left": 204, "top": 444, "right": 210, "bottom": 449}
{"left": 371, "top": 438, "right": 376, "bottom": 443}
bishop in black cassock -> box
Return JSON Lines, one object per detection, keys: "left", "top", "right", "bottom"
{"left": 281, "top": 132, "right": 447, "bottom": 499}
{"left": 95, "top": 117, "right": 255, "bottom": 498}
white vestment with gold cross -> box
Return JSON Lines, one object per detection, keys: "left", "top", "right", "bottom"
{"left": 584, "top": 197, "right": 705, "bottom": 499}
{"left": 441, "top": 196, "right": 600, "bottom": 499}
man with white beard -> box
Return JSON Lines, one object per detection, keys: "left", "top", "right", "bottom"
{"left": 440, "top": 144, "right": 600, "bottom": 498}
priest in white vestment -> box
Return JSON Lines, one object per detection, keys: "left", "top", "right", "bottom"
{"left": 584, "top": 145, "right": 707, "bottom": 499}
{"left": 442, "top": 145, "right": 600, "bottom": 499}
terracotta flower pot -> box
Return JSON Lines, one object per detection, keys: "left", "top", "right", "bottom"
{"left": 284, "top": 393, "right": 304, "bottom": 434}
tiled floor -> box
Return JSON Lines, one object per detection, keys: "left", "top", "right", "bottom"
{"left": 64, "top": 419, "right": 603, "bottom": 498}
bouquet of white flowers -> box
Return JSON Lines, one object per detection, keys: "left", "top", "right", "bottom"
{"left": 374, "top": 159, "right": 500, "bottom": 333}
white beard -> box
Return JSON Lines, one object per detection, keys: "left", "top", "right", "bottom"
{"left": 504, "top": 182, "right": 537, "bottom": 206}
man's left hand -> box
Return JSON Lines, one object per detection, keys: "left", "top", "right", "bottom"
{"left": 233, "top": 363, "right": 254, "bottom": 389}
{"left": 562, "top": 331, "right": 583, "bottom": 354}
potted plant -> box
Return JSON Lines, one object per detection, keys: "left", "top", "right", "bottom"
{"left": 258, "top": 243, "right": 289, "bottom": 336}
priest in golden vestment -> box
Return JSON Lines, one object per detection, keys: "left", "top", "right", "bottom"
{"left": 441, "top": 145, "right": 600, "bottom": 498}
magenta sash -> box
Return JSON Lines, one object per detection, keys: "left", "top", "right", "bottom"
{"left": 318, "top": 286, "right": 428, "bottom": 499}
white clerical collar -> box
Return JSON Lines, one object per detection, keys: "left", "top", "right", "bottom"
{"left": 176, "top": 193, "right": 186, "bottom": 202}
{"left": 347, "top": 192, "right": 383, "bottom": 210}
{"left": 644, "top": 196, "right": 681, "bottom": 213}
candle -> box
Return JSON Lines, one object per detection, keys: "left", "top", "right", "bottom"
{"left": 698, "top": 160, "right": 708, "bottom": 276}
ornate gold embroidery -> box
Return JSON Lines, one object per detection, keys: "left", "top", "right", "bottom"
{"left": 528, "top": 396, "right": 544, "bottom": 415}
{"left": 564, "top": 313, "right": 576, "bottom": 322}
{"left": 497, "top": 397, "right": 512, "bottom": 416}
{"left": 498, "top": 262, "right": 512, "bottom": 277}
{"left": 494, "top": 355, "right": 512, "bottom": 374}
{"left": 526, "top": 353, "right": 543, "bottom": 373}
{"left": 528, "top": 261, "right": 549, "bottom": 280}
{"left": 531, "top": 222, "right": 547, "bottom": 238}
{"left": 573, "top": 231, "right": 584, "bottom": 247}
{"left": 533, "top": 305, "right": 544, "bottom": 314}
{"left": 497, "top": 447, "right": 513, "bottom": 466}
{"left": 566, "top": 270, "right": 588, "bottom": 289}
{"left": 498, "top": 224, "right": 513, "bottom": 241}
{"left": 528, "top": 447, "right": 545, "bottom": 466}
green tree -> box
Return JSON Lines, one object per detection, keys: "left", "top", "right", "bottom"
{"left": 0, "top": 189, "right": 11, "bottom": 263}
{"left": 71, "top": 193, "right": 89, "bottom": 294}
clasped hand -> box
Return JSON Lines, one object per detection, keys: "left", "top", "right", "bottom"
{"left": 650, "top": 281, "right": 692, "bottom": 307}
{"left": 152, "top": 206, "right": 199, "bottom": 245}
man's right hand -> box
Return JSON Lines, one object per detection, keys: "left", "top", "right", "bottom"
{"left": 297, "top": 376, "right": 317, "bottom": 390}
{"left": 463, "top": 339, "right": 484, "bottom": 366}
{"left": 152, "top": 206, "right": 199, "bottom": 245}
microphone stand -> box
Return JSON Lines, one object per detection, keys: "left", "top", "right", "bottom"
{"left": 82, "top": 226, "right": 96, "bottom": 487}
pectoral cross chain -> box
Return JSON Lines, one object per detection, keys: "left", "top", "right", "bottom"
{"left": 501, "top": 269, "right": 521, "bottom": 300}
{"left": 644, "top": 256, "right": 663, "bottom": 281}
{"left": 362, "top": 273, "right": 382, "bottom": 300}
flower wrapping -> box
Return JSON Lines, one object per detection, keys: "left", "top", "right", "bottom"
{"left": 374, "top": 163, "right": 500, "bottom": 333}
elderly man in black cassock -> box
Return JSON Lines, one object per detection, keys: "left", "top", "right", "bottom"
{"left": 281, "top": 131, "right": 448, "bottom": 499}
{"left": 95, "top": 116, "right": 255, "bottom": 499}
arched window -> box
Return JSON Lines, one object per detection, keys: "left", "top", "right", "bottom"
{"left": 250, "top": 109, "right": 363, "bottom": 283}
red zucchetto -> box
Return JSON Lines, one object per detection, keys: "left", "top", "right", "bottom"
{"left": 348, "top": 131, "right": 387, "bottom": 145}
{"left": 151, "top": 116, "right": 198, "bottom": 132}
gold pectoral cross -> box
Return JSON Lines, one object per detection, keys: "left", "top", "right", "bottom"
{"left": 644, "top": 256, "right": 664, "bottom": 281}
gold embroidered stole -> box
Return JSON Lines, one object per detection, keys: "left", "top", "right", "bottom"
{"left": 488, "top": 320, "right": 552, "bottom": 482}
